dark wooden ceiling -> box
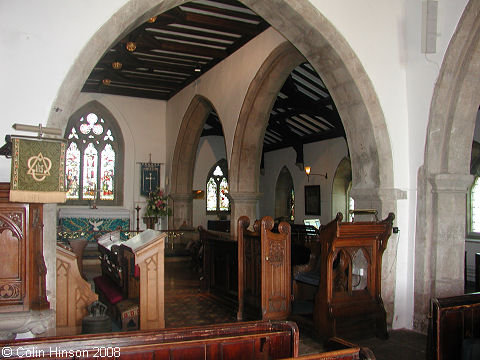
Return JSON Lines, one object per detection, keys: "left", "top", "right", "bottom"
{"left": 82, "top": 0, "right": 345, "bottom": 154}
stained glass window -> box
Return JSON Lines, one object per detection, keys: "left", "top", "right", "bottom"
{"left": 65, "top": 142, "right": 80, "bottom": 199}
{"left": 206, "top": 159, "right": 230, "bottom": 214}
{"left": 471, "top": 177, "right": 480, "bottom": 232}
{"left": 82, "top": 143, "right": 97, "bottom": 200}
{"left": 207, "top": 178, "right": 217, "bottom": 211}
{"left": 219, "top": 177, "right": 229, "bottom": 211}
{"left": 100, "top": 144, "right": 115, "bottom": 200}
{"left": 64, "top": 103, "right": 124, "bottom": 205}
{"left": 289, "top": 187, "right": 295, "bottom": 221}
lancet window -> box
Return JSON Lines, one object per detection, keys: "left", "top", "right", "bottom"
{"left": 206, "top": 159, "right": 230, "bottom": 214}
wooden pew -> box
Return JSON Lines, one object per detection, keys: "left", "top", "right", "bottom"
{"left": 0, "top": 320, "right": 299, "bottom": 359}
{"left": 56, "top": 244, "right": 98, "bottom": 335}
{"left": 427, "top": 292, "right": 480, "bottom": 360}
{"left": 199, "top": 227, "right": 237, "bottom": 303}
{"left": 0, "top": 321, "right": 376, "bottom": 360}
{"left": 237, "top": 216, "right": 291, "bottom": 321}
{"left": 314, "top": 212, "right": 395, "bottom": 340}
{"left": 95, "top": 230, "right": 166, "bottom": 330}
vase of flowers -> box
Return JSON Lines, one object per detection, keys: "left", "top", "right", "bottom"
{"left": 143, "top": 188, "right": 171, "bottom": 229}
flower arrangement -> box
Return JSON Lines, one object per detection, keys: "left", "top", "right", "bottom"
{"left": 144, "top": 188, "right": 171, "bottom": 218}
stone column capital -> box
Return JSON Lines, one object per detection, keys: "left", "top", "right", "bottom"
{"left": 429, "top": 173, "right": 474, "bottom": 193}
{"left": 349, "top": 187, "right": 407, "bottom": 201}
{"left": 228, "top": 191, "right": 263, "bottom": 203}
{"left": 170, "top": 192, "right": 194, "bottom": 202}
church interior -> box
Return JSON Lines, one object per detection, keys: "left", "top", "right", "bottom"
{"left": 1, "top": 0, "right": 480, "bottom": 359}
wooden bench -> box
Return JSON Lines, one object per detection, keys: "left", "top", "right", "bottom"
{"left": 427, "top": 292, "right": 480, "bottom": 360}
{"left": 237, "top": 216, "right": 291, "bottom": 321}
{"left": 0, "top": 320, "right": 299, "bottom": 359}
{"left": 0, "top": 321, "right": 375, "bottom": 359}
{"left": 95, "top": 230, "right": 166, "bottom": 330}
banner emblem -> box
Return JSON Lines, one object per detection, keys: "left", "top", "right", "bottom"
{"left": 27, "top": 152, "right": 52, "bottom": 181}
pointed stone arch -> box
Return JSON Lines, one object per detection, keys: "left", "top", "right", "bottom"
{"left": 170, "top": 95, "right": 223, "bottom": 228}
{"left": 45, "top": 0, "right": 398, "bottom": 326}
{"left": 415, "top": 0, "right": 480, "bottom": 332}
{"left": 229, "top": 4, "right": 398, "bottom": 320}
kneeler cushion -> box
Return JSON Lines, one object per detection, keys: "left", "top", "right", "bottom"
{"left": 93, "top": 276, "right": 124, "bottom": 305}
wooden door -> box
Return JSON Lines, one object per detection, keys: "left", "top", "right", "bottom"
{"left": 260, "top": 217, "right": 291, "bottom": 320}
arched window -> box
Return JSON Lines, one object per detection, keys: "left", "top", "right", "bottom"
{"left": 206, "top": 159, "right": 230, "bottom": 214}
{"left": 275, "top": 166, "right": 294, "bottom": 221}
{"left": 64, "top": 102, "right": 124, "bottom": 205}
{"left": 347, "top": 181, "right": 354, "bottom": 222}
{"left": 469, "top": 176, "right": 480, "bottom": 234}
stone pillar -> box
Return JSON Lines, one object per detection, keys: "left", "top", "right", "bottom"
{"left": 349, "top": 187, "right": 406, "bottom": 326}
{"left": 170, "top": 193, "right": 193, "bottom": 229}
{"left": 429, "top": 173, "right": 473, "bottom": 296}
{"left": 414, "top": 172, "right": 473, "bottom": 333}
{"left": 229, "top": 192, "right": 262, "bottom": 236}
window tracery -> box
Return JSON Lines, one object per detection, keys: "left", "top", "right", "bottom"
{"left": 64, "top": 104, "right": 123, "bottom": 205}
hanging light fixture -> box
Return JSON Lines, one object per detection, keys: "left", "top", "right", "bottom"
{"left": 102, "top": 79, "right": 111, "bottom": 86}
{"left": 305, "top": 166, "right": 327, "bottom": 182}
{"left": 147, "top": 16, "right": 157, "bottom": 23}
{"left": 126, "top": 41, "right": 136, "bottom": 52}
{"left": 111, "top": 61, "right": 122, "bottom": 70}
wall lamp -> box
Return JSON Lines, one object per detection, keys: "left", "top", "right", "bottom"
{"left": 305, "top": 166, "right": 327, "bottom": 182}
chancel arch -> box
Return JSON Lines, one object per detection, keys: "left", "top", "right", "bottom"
{"left": 415, "top": 0, "right": 480, "bottom": 332}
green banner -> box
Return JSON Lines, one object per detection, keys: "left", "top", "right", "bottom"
{"left": 10, "top": 137, "right": 66, "bottom": 203}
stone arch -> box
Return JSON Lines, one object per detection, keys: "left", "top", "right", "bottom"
{"left": 229, "top": 3, "right": 397, "bottom": 320}
{"left": 170, "top": 95, "right": 224, "bottom": 228}
{"left": 415, "top": 0, "right": 480, "bottom": 332}
{"left": 45, "top": 0, "right": 397, "bottom": 324}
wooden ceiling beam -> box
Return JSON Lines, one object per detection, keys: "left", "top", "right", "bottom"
{"left": 98, "top": 54, "right": 194, "bottom": 75}
{"left": 182, "top": 11, "right": 263, "bottom": 36}
{"left": 263, "top": 128, "right": 344, "bottom": 153}
{"left": 81, "top": 84, "right": 169, "bottom": 100}
{"left": 180, "top": 2, "right": 263, "bottom": 23}
{"left": 89, "top": 69, "right": 183, "bottom": 89}
{"left": 137, "top": 33, "right": 227, "bottom": 58}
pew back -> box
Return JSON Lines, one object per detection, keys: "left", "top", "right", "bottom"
{"left": 427, "top": 292, "right": 480, "bottom": 360}
{"left": 237, "top": 216, "right": 291, "bottom": 321}
{"left": 0, "top": 320, "right": 299, "bottom": 360}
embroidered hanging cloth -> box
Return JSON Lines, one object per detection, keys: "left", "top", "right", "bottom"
{"left": 10, "top": 137, "right": 66, "bottom": 203}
